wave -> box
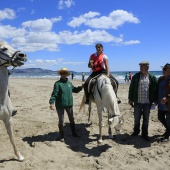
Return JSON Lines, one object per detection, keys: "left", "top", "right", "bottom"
{"left": 10, "top": 71, "right": 162, "bottom": 84}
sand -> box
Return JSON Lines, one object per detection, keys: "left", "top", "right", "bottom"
{"left": 0, "top": 78, "right": 169, "bottom": 170}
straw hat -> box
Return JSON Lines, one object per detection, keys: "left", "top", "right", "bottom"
{"left": 57, "top": 68, "right": 70, "bottom": 76}
{"left": 139, "top": 61, "right": 149, "bottom": 66}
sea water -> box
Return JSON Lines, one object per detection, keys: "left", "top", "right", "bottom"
{"left": 10, "top": 71, "right": 162, "bottom": 84}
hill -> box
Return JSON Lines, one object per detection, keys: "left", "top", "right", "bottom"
{"left": 9, "top": 68, "right": 77, "bottom": 74}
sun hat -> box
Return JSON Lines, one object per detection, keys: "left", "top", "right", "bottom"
{"left": 162, "top": 63, "right": 170, "bottom": 69}
{"left": 139, "top": 61, "right": 149, "bottom": 66}
{"left": 57, "top": 68, "right": 70, "bottom": 76}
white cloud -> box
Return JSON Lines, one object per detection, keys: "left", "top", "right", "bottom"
{"left": 0, "top": 25, "right": 27, "bottom": 39}
{"left": 63, "top": 61, "right": 86, "bottom": 65}
{"left": 68, "top": 10, "right": 140, "bottom": 29}
{"left": 12, "top": 31, "right": 60, "bottom": 52}
{"left": 68, "top": 11, "right": 100, "bottom": 27}
{"left": 122, "top": 40, "right": 140, "bottom": 45}
{"left": 58, "top": 29, "right": 121, "bottom": 45}
{"left": 24, "top": 59, "right": 85, "bottom": 69}
{"left": 45, "top": 60, "right": 57, "bottom": 64}
{"left": 58, "top": 0, "right": 75, "bottom": 9}
{"left": 36, "top": 59, "right": 43, "bottom": 63}
{"left": 22, "top": 17, "right": 62, "bottom": 32}
{"left": 0, "top": 8, "right": 16, "bottom": 21}
{"left": 0, "top": 9, "right": 140, "bottom": 53}
{"left": 58, "top": 58, "right": 64, "bottom": 62}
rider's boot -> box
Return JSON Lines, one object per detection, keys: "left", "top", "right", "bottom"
{"left": 84, "top": 84, "right": 90, "bottom": 104}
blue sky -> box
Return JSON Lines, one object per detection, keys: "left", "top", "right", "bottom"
{"left": 0, "top": 0, "right": 169, "bottom": 72}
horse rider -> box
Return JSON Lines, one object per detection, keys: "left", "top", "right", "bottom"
{"left": 84, "top": 43, "right": 120, "bottom": 104}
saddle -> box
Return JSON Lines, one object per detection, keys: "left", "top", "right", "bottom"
{"left": 88, "top": 74, "right": 118, "bottom": 99}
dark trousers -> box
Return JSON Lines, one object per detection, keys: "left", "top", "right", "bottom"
{"left": 84, "top": 69, "right": 119, "bottom": 100}
{"left": 133, "top": 103, "right": 150, "bottom": 136}
{"left": 56, "top": 107, "right": 75, "bottom": 125}
{"left": 158, "top": 110, "right": 170, "bottom": 137}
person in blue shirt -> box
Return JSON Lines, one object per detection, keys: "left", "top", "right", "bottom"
{"left": 124, "top": 72, "right": 128, "bottom": 82}
{"left": 157, "top": 63, "right": 170, "bottom": 142}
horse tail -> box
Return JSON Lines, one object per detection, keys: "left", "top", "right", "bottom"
{"left": 79, "top": 93, "right": 86, "bottom": 112}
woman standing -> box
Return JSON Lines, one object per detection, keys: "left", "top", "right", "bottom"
{"left": 49, "top": 68, "right": 83, "bottom": 142}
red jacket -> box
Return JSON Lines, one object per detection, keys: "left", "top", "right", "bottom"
{"left": 90, "top": 53, "right": 105, "bottom": 72}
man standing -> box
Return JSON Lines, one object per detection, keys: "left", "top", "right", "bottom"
{"left": 128, "top": 61, "right": 157, "bottom": 141}
{"left": 157, "top": 63, "right": 170, "bottom": 142}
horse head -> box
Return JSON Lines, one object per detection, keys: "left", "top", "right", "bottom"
{"left": 108, "top": 115, "right": 123, "bottom": 134}
{"left": 0, "top": 42, "right": 27, "bottom": 67}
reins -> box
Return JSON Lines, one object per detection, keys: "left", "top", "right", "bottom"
{"left": 0, "top": 50, "right": 20, "bottom": 67}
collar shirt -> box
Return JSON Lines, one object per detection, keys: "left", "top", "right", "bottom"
{"left": 138, "top": 73, "right": 150, "bottom": 103}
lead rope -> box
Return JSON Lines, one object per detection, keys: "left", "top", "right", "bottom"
{"left": 8, "top": 66, "right": 16, "bottom": 76}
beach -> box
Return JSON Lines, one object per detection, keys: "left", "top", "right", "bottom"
{"left": 0, "top": 78, "right": 169, "bottom": 170}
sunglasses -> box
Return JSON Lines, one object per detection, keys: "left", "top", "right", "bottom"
{"left": 60, "top": 72, "right": 67, "bottom": 75}
{"left": 96, "top": 46, "right": 102, "bottom": 49}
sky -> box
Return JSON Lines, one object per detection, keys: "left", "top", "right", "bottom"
{"left": 0, "top": 0, "right": 169, "bottom": 72}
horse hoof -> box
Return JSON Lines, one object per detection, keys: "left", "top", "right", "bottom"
{"left": 18, "top": 155, "right": 24, "bottom": 161}
{"left": 98, "top": 139, "right": 103, "bottom": 144}
{"left": 87, "top": 121, "right": 92, "bottom": 125}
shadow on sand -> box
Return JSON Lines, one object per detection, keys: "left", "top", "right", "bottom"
{"left": 0, "top": 158, "right": 18, "bottom": 163}
{"left": 22, "top": 123, "right": 112, "bottom": 157}
{"left": 113, "top": 133, "right": 162, "bottom": 149}
{"left": 22, "top": 123, "right": 163, "bottom": 157}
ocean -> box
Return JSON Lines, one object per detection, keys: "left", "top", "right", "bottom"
{"left": 10, "top": 71, "right": 163, "bottom": 84}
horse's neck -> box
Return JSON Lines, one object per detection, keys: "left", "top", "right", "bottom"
{"left": 0, "top": 67, "right": 8, "bottom": 102}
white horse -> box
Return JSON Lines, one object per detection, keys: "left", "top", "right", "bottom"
{"left": 0, "top": 42, "right": 27, "bottom": 161}
{"left": 80, "top": 74, "right": 123, "bottom": 143}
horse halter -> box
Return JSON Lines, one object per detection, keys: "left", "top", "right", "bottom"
{"left": 0, "top": 49, "right": 19, "bottom": 67}
{"left": 0, "top": 45, "right": 27, "bottom": 68}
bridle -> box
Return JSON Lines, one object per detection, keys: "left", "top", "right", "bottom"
{"left": 0, "top": 50, "right": 20, "bottom": 67}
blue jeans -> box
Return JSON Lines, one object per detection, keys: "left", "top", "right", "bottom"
{"left": 158, "top": 110, "right": 170, "bottom": 138}
{"left": 133, "top": 103, "right": 151, "bottom": 136}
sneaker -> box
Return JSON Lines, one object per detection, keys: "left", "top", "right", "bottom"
{"left": 142, "top": 135, "right": 151, "bottom": 141}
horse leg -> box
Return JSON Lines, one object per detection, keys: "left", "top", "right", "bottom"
{"left": 108, "top": 117, "right": 113, "bottom": 139}
{"left": 97, "top": 108, "right": 103, "bottom": 143}
{"left": 4, "top": 118, "right": 24, "bottom": 161}
{"left": 88, "top": 101, "right": 92, "bottom": 124}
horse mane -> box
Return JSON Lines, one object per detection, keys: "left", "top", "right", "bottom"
{"left": 79, "top": 74, "right": 120, "bottom": 116}
{"left": 97, "top": 75, "right": 120, "bottom": 115}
